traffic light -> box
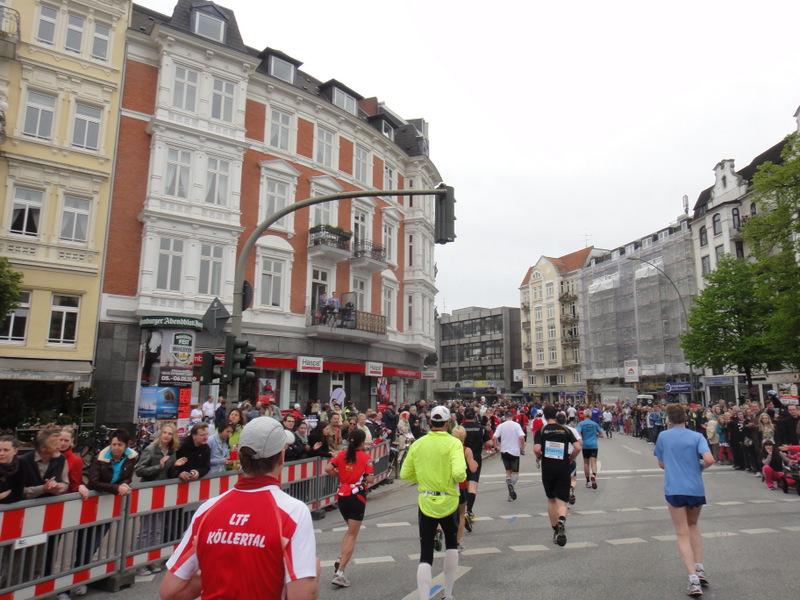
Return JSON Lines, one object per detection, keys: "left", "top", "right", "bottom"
{"left": 223, "top": 334, "right": 257, "bottom": 383}
{"left": 200, "top": 351, "right": 222, "bottom": 385}
{"left": 434, "top": 184, "right": 456, "bottom": 244}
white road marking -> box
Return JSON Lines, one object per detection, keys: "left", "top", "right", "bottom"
{"left": 646, "top": 506, "right": 668, "bottom": 511}
{"left": 701, "top": 531, "right": 738, "bottom": 538}
{"left": 652, "top": 535, "right": 677, "bottom": 541}
{"left": 499, "top": 514, "right": 533, "bottom": 519}
{"left": 782, "top": 526, "right": 800, "bottom": 531}
{"left": 563, "top": 541, "right": 598, "bottom": 549}
{"left": 606, "top": 537, "right": 647, "bottom": 545}
{"left": 376, "top": 522, "right": 411, "bottom": 528}
{"left": 575, "top": 510, "right": 605, "bottom": 515}
{"left": 460, "top": 547, "right": 502, "bottom": 556}
{"left": 509, "top": 544, "right": 550, "bottom": 552}
{"left": 400, "top": 566, "right": 471, "bottom": 600}
{"left": 739, "top": 528, "right": 779, "bottom": 535}
{"left": 716, "top": 501, "right": 744, "bottom": 506}
{"left": 332, "top": 525, "right": 366, "bottom": 532}
{"left": 354, "top": 556, "right": 395, "bottom": 564}
{"left": 614, "top": 507, "right": 642, "bottom": 512}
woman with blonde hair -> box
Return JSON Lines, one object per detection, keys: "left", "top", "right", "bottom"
{"left": 451, "top": 425, "right": 478, "bottom": 550}
{"left": 135, "top": 422, "right": 179, "bottom": 481}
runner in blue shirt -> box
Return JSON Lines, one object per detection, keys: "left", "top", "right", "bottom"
{"left": 576, "top": 410, "right": 604, "bottom": 489}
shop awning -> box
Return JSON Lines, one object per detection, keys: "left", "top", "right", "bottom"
{"left": 0, "top": 358, "right": 93, "bottom": 381}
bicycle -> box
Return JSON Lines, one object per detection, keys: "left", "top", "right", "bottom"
{"left": 385, "top": 441, "right": 409, "bottom": 483}
{"left": 74, "top": 424, "right": 110, "bottom": 482}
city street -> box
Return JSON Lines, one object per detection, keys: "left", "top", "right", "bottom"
{"left": 89, "top": 432, "right": 799, "bottom": 599}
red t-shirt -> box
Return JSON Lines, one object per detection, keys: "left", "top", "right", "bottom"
{"left": 63, "top": 448, "right": 83, "bottom": 493}
{"left": 330, "top": 450, "right": 373, "bottom": 496}
{"left": 167, "top": 476, "right": 317, "bottom": 599}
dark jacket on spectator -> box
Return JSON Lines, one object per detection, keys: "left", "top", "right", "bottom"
{"left": 775, "top": 413, "right": 800, "bottom": 446}
{"left": 135, "top": 441, "right": 178, "bottom": 481}
{"left": 172, "top": 436, "right": 211, "bottom": 478}
{"left": 19, "top": 450, "right": 68, "bottom": 499}
{"left": 0, "top": 457, "right": 24, "bottom": 504}
{"left": 87, "top": 446, "right": 138, "bottom": 494}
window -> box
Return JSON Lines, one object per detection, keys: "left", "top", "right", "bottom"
{"left": 23, "top": 91, "right": 56, "bottom": 140}
{"left": 382, "top": 121, "right": 394, "bottom": 140}
{"left": 312, "top": 200, "right": 330, "bottom": 227}
{"left": 384, "top": 164, "right": 395, "bottom": 191}
{"left": 269, "top": 56, "right": 295, "bottom": 84}
{"left": 545, "top": 282, "right": 554, "bottom": 298}
{"left": 269, "top": 109, "right": 291, "bottom": 151}
{"left": 534, "top": 305, "right": 542, "bottom": 321}
{"left": 536, "top": 347, "right": 545, "bottom": 363}
{"left": 0, "top": 291, "right": 30, "bottom": 342}
{"left": 750, "top": 202, "right": 757, "bottom": 216}
{"left": 211, "top": 78, "right": 234, "bottom": 122}
{"left": 548, "top": 324, "right": 556, "bottom": 339}
{"left": 547, "top": 303, "right": 555, "bottom": 319}
{"left": 65, "top": 14, "right": 84, "bottom": 54}
{"left": 573, "top": 369, "right": 581, "bottom": 384}
{"left": 528, "top": 374, "right": 536, "bottom": 386}
{"left": 535, "top": 326, "right": 543, "bottom": 341}
{"left": 735, "top": 241, "right": 744, "bottom": 259}
{"left": 198, "top": 244, "right": 223, "bottom": 296}
{"left": 407, "top": 235, "right": 414, "bottom": 267}
{"left": 11, "top": 188, "right": 42, "bottom": 236}
{"left": 205, "top": 157, "right": 229, "bottom": 205}
{"left": 699, "top": 226, "right": 708, "bottom": 247}
{"left": 712, "top": 214, "right": 722, "bottom": 236}
{"left": 193, "top": 11, "right": 225, "bottom": 42}
{"left": 316, "top": 126, "right": 334, "bottom": 167}
{"left": 311, "top": 268, "right": 329, "bottom": 311}
{"left": 60, "top": 195, "right": 90, "bottom": 243}
{"left": 333, "top": 89, "right": 357, "bottom": 115}
{"left": 352, "top": 276, "right": 367, "bottom": 310}
{"left": 701, "top": 255, "right": 711, "bottom": 275}
{"left": 715, "top": 245, "right": 725, "bottom": 264}
{"left": 72, "top": 103, "right": 102, "bottom": 150}
{"left": 732, "top": 207, "right": 740, "bottom": 229}
{"left": 353, "top": 208, "right": 368, "bottom": 246}
{"left": 354, "top": 145, "right": 369, "bottom": 184}
{"left": 572, "top": 347, "right": 580, "bottom": 362}
{"left": 48, "top": 294, "right": 79, "bottom": 344}
{"left": 383, "top": 222, "right": 396, "bottom": 263}
{"left": 165, "top": 148, "right": 191, "bottom": 198}
{"left": 156, "top": 237, "right": 183, "bottom": 291}
{"left": 173, "top": 66, "right": 198, "bottom": 112}
{"left": 263, "top": 179, "right": 290, "bottom": 227}
{"left": 37, "top": 5, "right": 57, "bottom": 45}
{"left": 383, "top": 286, "right": 396, "bottom": 329}
{"left": 557, "top": 373, "right": 566, "bottom": 385}
{"left": 407, "top": 294, "right": 413, "bottom": 328}
{"left": 549, "top": 347, "right": 557, "bottom": 361}
{"left": 91, "top": 23, "right": 110, "bottom": 61}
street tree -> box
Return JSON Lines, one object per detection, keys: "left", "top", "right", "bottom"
{"left": 0, "top": 258, "right": 23, "bottom": 322}
{"left": 744, "top": 131, "right": 800, "bottom": 371}
{"left": 681, "top": 255, "right": 772, "bottom": 393}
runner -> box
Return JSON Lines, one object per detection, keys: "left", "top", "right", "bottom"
{"left": 655, "top": 403, "right": 715, "bottom": 597}
{"left": 325, "top": 428, "right": 374, "bottom": 588}
{"left": 556, "top": 411, "right": 581, "bottom": 505}
{"left": 450, "top": 425, "right": 478, "bottom": 550}
{"left": 533, "top": 405, "right": 581, "bottom": 546}
{"left": 400, "top": 405, "right": 466, "bottom": 600}
{"left": 492, "top": 411, "right": 525, "bottom": 501}
{"left": 461, "top": 407, "right": 491, "bottom": 523}
{"left": 159, "top": 417, "right": 320, "bottom": 600}
{"left": 576, "top": 409, "right": 604, "bottom": 489}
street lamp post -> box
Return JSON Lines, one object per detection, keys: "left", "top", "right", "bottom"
{"left": 626, "top": 256, "right": 697, "bottom": 405}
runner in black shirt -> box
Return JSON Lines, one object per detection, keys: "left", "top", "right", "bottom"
{"left": 461, "top": 408, "right": 491, "bottom": 527}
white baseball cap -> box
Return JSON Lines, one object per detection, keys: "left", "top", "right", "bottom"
{"left": 238, "top": 417, "right": 295, "bottom": 459}
{"left": 430, "top": 406, "right": 450, "bottom": 423}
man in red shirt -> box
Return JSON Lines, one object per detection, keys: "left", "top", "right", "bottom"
{"left": 160, "top": 417, "right": 320, "bottom": 600}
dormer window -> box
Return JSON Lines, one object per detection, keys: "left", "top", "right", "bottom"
{"left": 270, "top": 56, "right": 295, "bottom": 84}
{"left": 382, "top": 121, "right": 394, "bottom": 140}
{"left": 333, "top": 88, "right": 357, "bottom": 115}
{"left": 193, "top": 10, "right": 225, "bottom": 42}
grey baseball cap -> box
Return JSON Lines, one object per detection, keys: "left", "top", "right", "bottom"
{"left": 238, "top": 417, "right": 295, "bottom": 459}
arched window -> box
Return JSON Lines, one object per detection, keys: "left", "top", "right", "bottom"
{"left": 750, "top": 202, "right": 757, "bottom": 216}
{"left": 712, "top": 214, "right": 722, "bottom": 236}
{"left": 732, "top": 208, "right": 740, "bottom": 229}
{"left": 699, "top": 226, "right": 708, "bottom": 247}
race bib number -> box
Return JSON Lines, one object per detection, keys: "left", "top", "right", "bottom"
{"left": 544, "top": 440, "right": 565, "bottom": 460}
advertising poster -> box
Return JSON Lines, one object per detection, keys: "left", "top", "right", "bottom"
{"left": 139, "top": 386, "right": 180, "bottom": 420}
{"left": 158, "top": 329, "right": 196, "bottom": 387}
{"left": 258, "top": 377, "right": 277, "bottom": 405}
{"left": 376, "top": 376, "right": 389, "bottom": 405}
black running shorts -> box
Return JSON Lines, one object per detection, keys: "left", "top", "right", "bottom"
{"left": 338, "top": 492, "right": 367, "bottom": 521}
{"left": 582, "top": 448, "right": 598, "bottom": 459}
{"left": 500, "top": 452, "right": 520, "bottom": 473}
{"left": 541, "top": 468, "right": 571, "bottom": 502}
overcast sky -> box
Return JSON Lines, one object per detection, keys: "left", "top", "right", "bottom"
{"left": 139, "top": 0, "right": 800, "bottom": 313}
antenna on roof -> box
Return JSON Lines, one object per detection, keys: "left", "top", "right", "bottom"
{"left": 683, "top": 194, "right": 689, "bottom": 215}
{"left": 582, "top": 231, "right": 592, "bottom": 247}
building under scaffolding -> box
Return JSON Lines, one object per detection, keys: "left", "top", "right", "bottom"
{"left": 578, "top": 215, "right": 695, "bottom": 402}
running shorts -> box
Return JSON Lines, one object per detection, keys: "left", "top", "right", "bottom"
{"left": 541, "top": 468, "right": 571, "bottom": 502}
{"left": 338, "top": 492, "right": 367, "bottom": 521}
{"left": 500, "top": 452, "right": 520, "bottom": 473}
{"left": 665, "top": 494, "right": 706, "bottom": 508}
{"left": 466, "top": 460, "right": 482, "bottom": 483}
{"left": 569, "top": 460, "right": 577, "bottom": 477}
{"left": 459, "top": 488, "right": 467, "bottom": 504}
{"left": 581, "top": 448, "right": 598, "bottom": 459}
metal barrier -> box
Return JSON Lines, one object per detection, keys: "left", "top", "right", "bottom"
{"left": 0, "top": 440, "right": 390, "bottom": 600}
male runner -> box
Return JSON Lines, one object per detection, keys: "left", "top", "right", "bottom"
{"left": 556, "top": 411, "right": 581, "bottom": 505}
{"left": 534, "top": 405, "right": 581, "bottom": 546}
{"left": 401, "top": 406, "right": 466, "bottom": 600}
{"left": 492, "top": 411, "right": 525, "bottom": 501}
{"left": 655, "top": 403, "right": 714, "bottom": 597}
{"left": 462, "top": 407, "right": 491, "bottom": 525}
{"left": 576, "top": 409, "right": 604, "bottom": 489}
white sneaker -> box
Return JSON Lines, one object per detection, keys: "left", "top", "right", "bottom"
{"left": 57, "top": 593, "right": 71, "bottom": 600}
{"left": 135, "top": 567, "right": 152, "bottom": 576}
{"left": 73, "top": 586, "right": 88, "bottom": 597}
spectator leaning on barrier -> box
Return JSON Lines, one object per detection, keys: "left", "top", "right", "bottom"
{"left": 136, "top": 422, "right": 180, "bottom": 481}
{"left": 208, "top": 420, "right": 234, "bottom": 474}
{"left": 59, "top": 427, "right": 90, "bottom": 499}
{"left": 87, "top": 428, "right": 137, "bottom": 496}
{"left": 160, "top": 416, "right": 320, "bottom": 600}
{"left": 172, "top": 422, "right": 211, "bottom": 481}
{"left": 0, "top": 434, "right": 24, "bottom": 503}
{"left": 20, "top": 428, "right": 69, "bottom": 499}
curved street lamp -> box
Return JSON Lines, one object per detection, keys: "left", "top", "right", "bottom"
{"left": 626, "top": 256, "right": 698, "bottom": 405}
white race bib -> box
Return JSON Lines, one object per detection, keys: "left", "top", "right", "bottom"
{"left": 544, "top": 440, "right": 565, "bottom": 460}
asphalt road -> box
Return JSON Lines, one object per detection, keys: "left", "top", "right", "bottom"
{"left": 80, "top": 431, "right": 799, "bottom": 599}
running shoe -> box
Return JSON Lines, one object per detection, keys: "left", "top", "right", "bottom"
{"left": 507, "top": 483, "right": 517, "bottom": 501}
{"left": 591, "top": 475, "right": 597, "bottom": 490}
{"left": 568, "top": 490, "right": 576, "bottom": 505}
{"left": 464, "top": 512, "right": 473, "bottom": 532}
{"left": 686, "top": 581, "right": 702, "bottom": 597}
{"left": 555, "top": 520, "right": 567, "bottom": 547}
{"left": 332, "top": 574, "right": 351, "bottom": 588}
{"left": 433, "top": 528, "right": 443, "bottom": 552}
{"left": 457, "top": 543, "right": 464, "bottom": 553}
{"left": 585, "top": 481, "right": 592, "bottom": 488}
{"left": 696, "top": 570, "right": 709, "bottom": 586}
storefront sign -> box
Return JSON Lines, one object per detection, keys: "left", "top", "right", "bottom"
{"left": 514, "top": 369, "right": 524, "bottom": 382}
{"left": 705, "top": 376, "right": 734, "bottom": 385}
{"left": 624, "top": 359, "right": 639, "bottom": 383}
{"left": 421, "top": 370, "right": 437, "bottom": 380}
{"left": 140, "top": 315, "right": 203, "bottom": 330}
{"left": 366, "top": 361, "right": 383, "bottom": 376}
{"left": 158, "top": 330, "right": 196, "bottom": 386}
{"left": 665, "top": 381, "right": 691, "bottom": 393}
{"left": 297, "top": 356, "right": 324, "bottom": 373}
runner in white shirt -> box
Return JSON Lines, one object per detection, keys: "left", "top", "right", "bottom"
{"left": 492, "top": 411, "right": 525, "bottom": 501}
{"left": 557, "top": 411, "right": 582, "bottom": 505}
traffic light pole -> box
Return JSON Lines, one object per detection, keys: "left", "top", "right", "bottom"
{"left": 227, "top": 187, "right": 452, "bottom": 403}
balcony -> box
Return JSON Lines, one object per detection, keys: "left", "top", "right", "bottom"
{"left": 559, "top": 291, "right": 577, "bottom": 302}
{"left": 350, "top": 239, "right": 387, "bottom": 274}
{"left": 523, "top": 361, "right": 533, "bottom": 370}
{"left": 308, "top": 225, "right": 351, "bottom": 262}
{"left": 560, "top": 313, "right": 578, "bottom": 324}
{"left": 305, "top": 304, "right": 388, "bottom": 343}
{"left": 0, "top": 7, "right": 20, "bottom": 59}
{"left": 561, "top": 334, "right": 580, "bottom": 346}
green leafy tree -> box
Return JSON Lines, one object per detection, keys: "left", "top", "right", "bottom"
{"left": 745, "top": 131, "right": 800, "bottom": 371}
{"left": 0, "top": 258, "right": 23, "bottom": 321}
{"left": 680, "top": 256, "right": 772, "bottom": 392}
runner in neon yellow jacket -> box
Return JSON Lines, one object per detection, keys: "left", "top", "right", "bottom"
{"left": 400, "top": 405, "right": 466, "bottom": 600}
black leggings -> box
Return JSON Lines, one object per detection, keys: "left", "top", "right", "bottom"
{"left": 418, "top": 508, "right": 458, "bottom": 565}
